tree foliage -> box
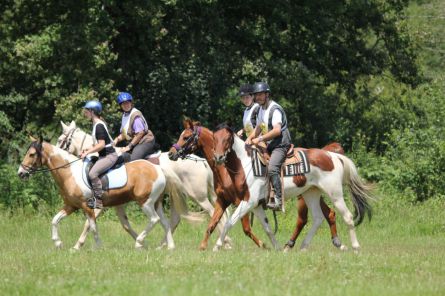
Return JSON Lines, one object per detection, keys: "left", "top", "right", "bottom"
{"left": 1, "top": 0, "right": 444, "bottom": 208}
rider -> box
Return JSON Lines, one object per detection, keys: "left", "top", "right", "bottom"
{"left": 113, "top": 92, "right": 158, "bottom": 162}
{"left": 236, "top": 84, "right": 260, "bottom": 139}
{"left": 80, "top": 100, "right": 118, "bottom": 209}
{"left": 245, "top": 82, "right": 292, "bottom": 211}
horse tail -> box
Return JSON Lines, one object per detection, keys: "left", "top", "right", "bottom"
{"left": 335, "top": 153, "right": 375, "bottom": 226}
{"left": 163, "top": 169, "right": 206, "bottom": 224}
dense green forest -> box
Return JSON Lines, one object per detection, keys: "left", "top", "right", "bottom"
{"left": 1, "top": 0, "right": 444, "bottom": 211}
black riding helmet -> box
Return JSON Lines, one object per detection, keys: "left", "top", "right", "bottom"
{"left": 252, "top": 82, "right": 271, "bottom": 94}
{"left": 238, "top": 84, "right": 253, "bottom": 96}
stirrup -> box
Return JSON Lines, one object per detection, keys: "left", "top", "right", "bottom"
{"left": 266, "top": 200, "right": 282, "bottom": 211}
{"left": 87, "top": 197, "right": 103, "bottom": 209}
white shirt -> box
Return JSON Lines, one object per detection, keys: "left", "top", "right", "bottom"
{"left": 242, "top": 103, "right": 259, "bottom": 137}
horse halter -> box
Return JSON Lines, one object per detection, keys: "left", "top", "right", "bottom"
{"left": 172, "top": 126, "right": 202, "bottom": 159}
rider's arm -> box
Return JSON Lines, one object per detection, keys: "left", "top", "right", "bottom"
{"left": 113, "top": 134, "right": 124, "bottom": 146}
{"left": 245, "top": 126, "right": 261, "bottom": 145}
{"left": 80, "top": 139, "right": 105, "bottom": 158}
{"left": 127, "top": 132, "right": 144, "bottom": 150}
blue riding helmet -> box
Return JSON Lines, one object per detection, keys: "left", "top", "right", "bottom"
{"left": 83, "top": 100, "right": 102, "bottom": 114}
{"left": 117, "top": 92, "right": 133, "bottom": 104}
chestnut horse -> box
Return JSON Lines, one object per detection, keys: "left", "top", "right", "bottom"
{"left": 56, "top": 121, "right": 232, "bottom": 249}
{"left": 169, "top": 120, "right": 279, "bottom": 251}
{"left": 212, "top": 125, "right": 374, "bottom": 251}
{"left": 18, "top": 138, "right": 174, "bottom": 250}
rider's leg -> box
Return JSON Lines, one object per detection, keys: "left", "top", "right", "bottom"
{"left": 88, "top": 153, "right": 118, "bottom": 209}
{"left": 130, "top": 140, "right": 156, "bottom": 161}
{"left": 267, "top": 145, "right": 287, "bottom": 210}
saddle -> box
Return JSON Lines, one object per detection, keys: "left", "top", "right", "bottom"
{"left": 249, "top": 143, "right": 310, "bottom": 177}
{"left": 82, "top": 156, "right": 127, "bottom": 191}
{"left": 248, "top": 143, "right": 311, "bottom": 213}
{"left": 144, "top": 150, "right": 162, "bottom": 165}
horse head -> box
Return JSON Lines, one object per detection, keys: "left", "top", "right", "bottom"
{"left": 213, "top": 124, "right": 234, "bottom": 165}
{"left": 168, "top": 118, "right": 203, "bottom": 161}
{"left": 18, "top": 136, "right": 45, "bottom": 179}
{"left": 57, "top": 121, "right": 92, "bottom": 155}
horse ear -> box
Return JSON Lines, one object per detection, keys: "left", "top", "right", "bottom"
{"left": 193, "top": 121, "right": 201, "bottom": 126}
{"left": 61, "top": 121, "right": 68, "bottom": 131}
{"left": 29, "top": 135, "right": 37, "bottom": 142}
{"left": 69, "top": 120, "right": 76, "bottom": 129}
{"left": 38, "top": 134, "right": 44, "bottom": 144}
{"left": 183, "top": 117, "right": 192, "bottom": 129}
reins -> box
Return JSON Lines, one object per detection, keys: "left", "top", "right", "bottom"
{"left": 21, "top": 142, "right": 82, "bottom": 176}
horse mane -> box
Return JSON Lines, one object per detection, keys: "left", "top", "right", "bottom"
{"left": 214, "top": 123, "right": 234, "bottom": 134}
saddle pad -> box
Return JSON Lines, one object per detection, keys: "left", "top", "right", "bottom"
{"left": 82, "top": 157, "right": 128, "bottom": 190}
{"left": 252, "top": 148, "right": 267, "bottom": 177}
{"left": 283, "top": 150, "right": 310, "bottom": 176}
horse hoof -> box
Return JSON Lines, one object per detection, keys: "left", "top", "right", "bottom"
{"left": 54, "top": 241, "right": 63, "bottom": 249}
{"left": 340, "top": 245, "right": 348, "bottom": 251}
{"left": 199, "top": 242, "right": 207, "bottom": 251}
{"left": 353, "top": 247, "right": 360, "bottom": 254}
{"left": 167, "top": 244, "right": 175, "bottom": 251}
{"left": 283, "top": 245, "right": 292, "bottom": 253}
{"left": 212, "top": 245, "right": 221, "bottom": 252}
{"left": 223, "top": 243, "right": 233, "bottom": 250}
{"left": 135, "top": 241, "right": 145, "bottom": 250}
{"left": 70, "top": 247, "right": 80, "bottom": 253}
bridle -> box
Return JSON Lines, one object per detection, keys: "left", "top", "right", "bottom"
{"left": 20, "top": 141, "right": 81, "bottom": 176}
{"left": 59, "top": 128, "right": 87, "bottom": 153}
{"left": 171, "top": 126, "right": 202, "bottom": 159}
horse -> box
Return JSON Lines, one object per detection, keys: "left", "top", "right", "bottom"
{"left": 212, "top": 124, "right": 374, "bottom": 251}
{"left": 18, "top": 137, "right": 174, "bottom": 250}
{"left": 57, "top": 121, "right": 233, "bottom": 249}
{"left": 169, "top": 119, "right": 283, "bottom": 251}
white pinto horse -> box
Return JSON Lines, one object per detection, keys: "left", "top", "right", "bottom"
{"left": 212, "top": 125, "right": 374, "bottom": 251}
{"left": 18, "top": 138, "right": 173, "bottom": 249}
{"left": 57, "top": 121, "right": 232, "bottom": 249}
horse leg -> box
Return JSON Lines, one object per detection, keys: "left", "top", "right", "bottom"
{"left": 82, "top": 204, "right": 102, "bottom": 248}
{"left": 158, "top": 206, "right": 181, "bottom": 249}
{"left": 115, "top": 205, "right": 138, "bottom": 240}
{"left": 214, "top": 200, "right": 263, "bottom": 251}
{"left": 331, "top": 194, "right": 360, "bottom": 251}
{"left": 72, "top": 208, "right": 103, "bottom": 250}
{"left": 252, "top": 205, "right": 280, "bottom": 250}
{"left": 156, "top": 201, "right": 175, "bottom": 250}
{"left": 136, "top": 198, "right": 160, "bottom": 249}
{"left": 320, "top": 197, "right": 347, "bottom": 250}
{"left": 197, "top": 197, "right": 233, "bottom": 249}
{"left": 284, "top": 197, "right": 308, "bottom": 252}
{"left": 300, "top": 189, "right": 324, "bottom": 251}
{"left": 200, "top": 199, "right": 227, "bottom": 251}
{"left": 51, "top": 205, "right": 75, "bottom": 249}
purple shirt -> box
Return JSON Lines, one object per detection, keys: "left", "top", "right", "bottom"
{"left": 132, "top": 117, "right": 146, "bottom": 133}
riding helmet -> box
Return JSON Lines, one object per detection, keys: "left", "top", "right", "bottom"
{"left": 83, "top": 100, "right": 102, "bottom": 114}
{"left": 117, "top": 92, "right": 133, "bottom": 105}
{"left": 252, "top": 82, "right": 271, "bottom": 94}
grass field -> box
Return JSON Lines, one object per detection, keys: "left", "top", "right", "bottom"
{"left": 1, "top": 195, "right": 444, "bottom": 296}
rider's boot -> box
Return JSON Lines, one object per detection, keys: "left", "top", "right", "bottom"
{"left": 267, "top": 174, "right": 282, "bottom": 211}
{"left": 88, "top": 179, "right": 104, "bottom": 209}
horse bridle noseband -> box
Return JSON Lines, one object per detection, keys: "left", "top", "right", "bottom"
{"left": 171, "top": 126, "right": 202, "bottom": 159}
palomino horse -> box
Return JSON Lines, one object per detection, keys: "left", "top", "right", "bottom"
{"left": 18, "top": 138, "right": 174, "bottom": 250}
{"left": 169, "top": 119, "right": 280, "bottom": 251}
{"left": 57, "top": 121, "right": 232, "bottom": 249}
{"left": 213, "top": 125, "right": 374, "bottom": 251}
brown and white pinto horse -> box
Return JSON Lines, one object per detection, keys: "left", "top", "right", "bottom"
{"left": 212, "top": 125, "right": 374, "bottom": 251}
{"left": 169, "top": 119, "right": 279, "bottom": 251}
{"left": 17, "top": 138, "right": 173, "bottom": 250}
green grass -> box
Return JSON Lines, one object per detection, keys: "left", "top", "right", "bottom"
{"left": 1, "top": 195, "right": 444, "bottom": 296}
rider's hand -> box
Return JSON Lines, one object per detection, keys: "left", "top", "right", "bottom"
{"left": 251, "top": 137, "right": 260, "bottom": 146}
{"left": 236, "top": 129, "right": 244, "bottom": 137}
{"left": 79, "top": 150, "right": 88, "bottom": 159}
{"left": 121, "top": 146, "right": 130, "bottom": 153}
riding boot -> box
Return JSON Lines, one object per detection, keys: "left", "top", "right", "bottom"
{"left": 267, "top": 174, "right": 282, "bottom": 211}
{"left": 88, "top": 179, "right": 104, "bottom": 209}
